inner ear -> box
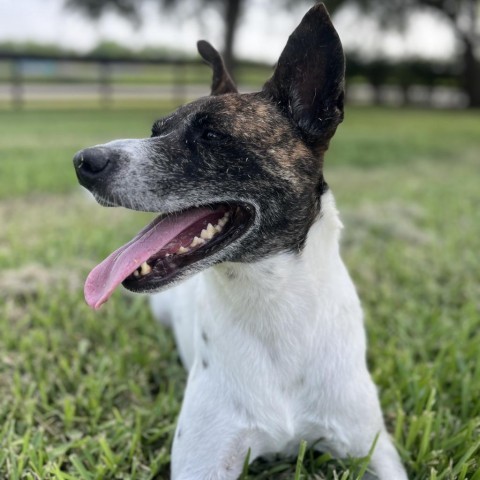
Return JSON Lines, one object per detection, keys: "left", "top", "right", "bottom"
{"left": 197, "top": 40, "right": 238, "bottom": 96}
{"left": 262, "top": 3, "right": 345, "bottom": 144}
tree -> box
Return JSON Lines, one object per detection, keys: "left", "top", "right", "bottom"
{"left": 338, "top": 0, "right": 480, "bottom": 107}
{"left": 65, "top": 0, "right": 479, "bottom": 106}
{"left": 423, "top": 0, "right": 480, "bottom": 107}
{"left": 64, "top": 0, "right": 338, "bottom": 77}
{"left": 65, "top": 0, "right": 252, "bottom": 76}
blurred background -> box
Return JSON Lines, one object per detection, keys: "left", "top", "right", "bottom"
{"left": 1, "top": 1, "right": 479, "bottom": 479}
{"left": 0, "top": 0, "right": 478, "bottom": 108}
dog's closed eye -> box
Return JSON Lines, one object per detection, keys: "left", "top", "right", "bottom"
{"left": 186, "top": 122, "right": 230, "bottom": 146}
{"left": 198, "top": 128, "right": 227, "bottom": 144}
{"left": 184, "top": 112, "right": 231, "bottom": 145}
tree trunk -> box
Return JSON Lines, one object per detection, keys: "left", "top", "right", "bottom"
{"left": 462, "top": 38, "right": 480, "bottom": 108}
{"left": 371, "top": 83, "right": 383, "bottom": 105}
{"left": 222, "top": 0, "right": 243, "bottom": 79}
{"left": 419, "top": 0, "right": 480, "bottom": 107}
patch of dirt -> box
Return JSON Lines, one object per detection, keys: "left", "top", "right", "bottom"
{"left": 342, "top": 201, "right": 433, "bottom": 247}
{"left": 0, "top": 263, "right": 82, "bottom": 301}
{"left": 0, "top": 263, "right": 83, "bottom": 322}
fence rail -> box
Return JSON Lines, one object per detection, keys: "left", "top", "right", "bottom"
{"left": 0, "top": 51, "right": 466, "bottom": 109}
{"left": 0, "top": 52, "right": 221, "bottom": 108}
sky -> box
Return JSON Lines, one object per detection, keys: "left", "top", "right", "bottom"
{"left": 0, "top": 0, "right": 457, "bottom": 62}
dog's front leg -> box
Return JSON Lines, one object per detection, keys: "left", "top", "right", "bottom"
{"left": 368, "top": 432, "right": 408, "bottom": 480}
{"left": 318, "top": 375, "right": 408, "bottom": 480}
{"left": 171, "top": 364, "right": 263, "bottom": 480}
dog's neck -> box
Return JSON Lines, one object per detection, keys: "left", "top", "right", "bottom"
{"left": 204, "top": 191, "right": 360, "bottom": 345}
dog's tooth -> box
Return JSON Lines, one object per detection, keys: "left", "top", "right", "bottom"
{"left": 218, "top": 218, "right": 227, "bottom": 228}
{"left": 200, "top": 222, "right": 220, "bottom": 240}
{"left": 177, "top": 246, "right": 189, "bottom": 254}
{"left": 206, "top": 223, "right": 216, "bottom": 237}
{"left": 140, "top": 261, "right": 151, "bottom": 275}
{"left": 214, "top": 224, "right": 223, "bottom": 233}
{"left": 190, "top": 236, "right": 205, "bottom": 248}
{"left": 133, "top": 270, "right": 140, "bottom": 277}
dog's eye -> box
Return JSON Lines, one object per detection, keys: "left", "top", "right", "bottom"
{"left": 198, "top": 128, "right": 226, "bottom": 144}
{"left": 203, "top": 130, "right": 218, "bottom": 140}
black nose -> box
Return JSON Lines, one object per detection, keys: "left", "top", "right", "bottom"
{"left": 73, "top": 147, "right": 112, "bottom": 189}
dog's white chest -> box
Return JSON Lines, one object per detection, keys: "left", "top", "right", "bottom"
{"left": 154, "top": 195, "right": 363, "bottom": 444}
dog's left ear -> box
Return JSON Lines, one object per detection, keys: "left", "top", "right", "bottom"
{"left": 197, "top": 40, "right": 238, "bottom": 95}
{"left": 262, "top": 3, "right": 345, "bottom": 144}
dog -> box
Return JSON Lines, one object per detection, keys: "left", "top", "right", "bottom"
{"left": 73, "top": 4, "right": 408, "bottom": 479}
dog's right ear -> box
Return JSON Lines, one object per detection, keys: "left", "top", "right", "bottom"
{"left": 197, "top": 40, "right": 238, "bottom": 96}
{"left": 262, "top": 3, "right": 345, "bottom": 145}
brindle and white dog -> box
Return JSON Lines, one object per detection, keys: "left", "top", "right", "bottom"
{"left": 73, "top": 4, "right": 408, "bottom": 479}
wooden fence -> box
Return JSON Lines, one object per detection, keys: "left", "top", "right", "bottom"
{"left": 0, "top": 52, "right": 466, "bottom": 109}
{"left": 0, "top": 52, "right": 211, "bottom": 108}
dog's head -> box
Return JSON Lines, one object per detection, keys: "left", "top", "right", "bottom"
{"left": 74, "top": 3, "right": 344, "bottom": 309}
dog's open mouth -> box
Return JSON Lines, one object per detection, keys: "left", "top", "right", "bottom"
{"left": 84, "top": 203, "right": 254, "bottom": 309}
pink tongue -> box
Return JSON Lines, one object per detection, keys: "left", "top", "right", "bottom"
{"left": 85, "top": 208, "right": 213, "bottom": 310}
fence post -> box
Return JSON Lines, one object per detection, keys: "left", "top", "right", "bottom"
{"left": 173, "top": 62, "right": 187, "bottom": 105}
{"left": 99, "top": 60, "right": 113, "bottom": 108}
{"left": 11, "top": 58, "right": 23, "bottom": 110}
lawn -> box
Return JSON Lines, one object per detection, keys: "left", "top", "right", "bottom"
{"left": 0, "top": 104, "right": 479, "bottom": 479}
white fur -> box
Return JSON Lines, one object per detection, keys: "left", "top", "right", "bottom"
{"left": 150, "top": 190, "right": 408, "bottom": 480}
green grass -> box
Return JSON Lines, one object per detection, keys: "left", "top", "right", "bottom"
{"left": 1, "top": 104, "right": 479, "bottom": 479}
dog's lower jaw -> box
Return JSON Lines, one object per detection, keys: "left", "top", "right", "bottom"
{"left": 151, "top": 191, "right": 407, "bottom": 480}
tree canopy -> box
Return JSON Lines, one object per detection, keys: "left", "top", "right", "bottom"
{"left": 65, "top": 0, "right": 480, "bottom": 106}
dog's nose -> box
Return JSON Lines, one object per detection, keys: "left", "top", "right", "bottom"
{"left": 73, "top": 147, "right": 112, "bottom": 189}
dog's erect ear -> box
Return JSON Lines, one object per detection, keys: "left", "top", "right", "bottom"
{"left": 197, "top": 40, "right": 238, "bottom": 96}
{"left": 262, "top": 3, "right": 345, "bottom": 144}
